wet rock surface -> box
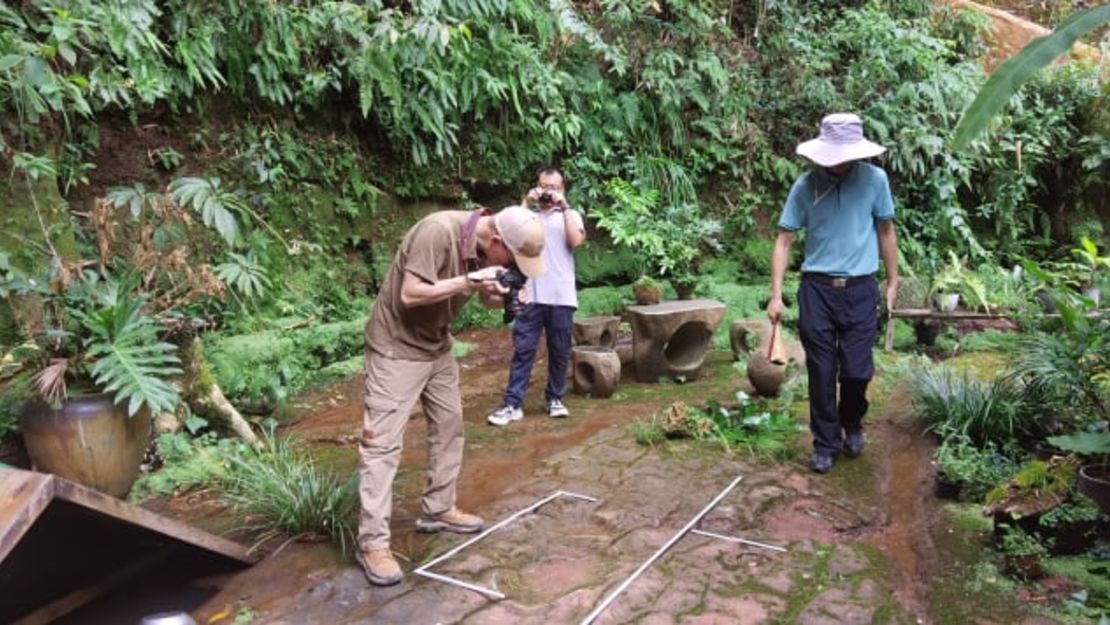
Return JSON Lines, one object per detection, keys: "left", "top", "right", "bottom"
{"left": 191, "top": 366, "right": 927, "bottom": 624}
{"left": 172, "top": 330, "right": 1045, "bottom": 625}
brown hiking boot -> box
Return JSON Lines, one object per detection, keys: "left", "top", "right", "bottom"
{"left": 358, "top": 548, "right": 403, "bottom": 586}
{"left": 415, "top": 506, "right": 485, "bottom": 534}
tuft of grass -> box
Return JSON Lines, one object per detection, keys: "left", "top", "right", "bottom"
{"left": 223, "top": 431, "right": 359, "bottom": 554}
{"left": 910, "top": 365, "right": 1043, "bottom": 446}
{"left": 629, "top": 413, "right": 666, "bottom": 446}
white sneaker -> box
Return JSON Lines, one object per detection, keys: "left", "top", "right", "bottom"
{"left": 487, "top": 405, "right": 523, "bottom": 427}
{"left": 547, "top": 399, "right": 569, "bottom": 418}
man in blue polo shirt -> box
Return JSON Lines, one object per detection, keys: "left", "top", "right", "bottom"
{"left": 766, "top": 113, "right": 900, "bottom": 474}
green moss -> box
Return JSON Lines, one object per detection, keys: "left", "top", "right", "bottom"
{"left": 306, "top": 442, "right": 358, "bottom": 477}
{"left": 1043, "top": 556, "right": 1110, "bottom": 596}
{"left": 0, "top": 174, "right": 80, "bottom": 272}
{"left": 943, "top": 502, "right": 993, "bottom": 533}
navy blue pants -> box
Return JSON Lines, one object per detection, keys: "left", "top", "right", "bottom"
{"left": 503, "top": 304, "right": 575, "bottom": 409}
{"left": 797, "top": 277, "right": 879, "bottom": 456}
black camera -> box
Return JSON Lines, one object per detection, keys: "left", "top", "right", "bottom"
{"left": 497, "top": 265, "right": 528, "bottom": 323}
{"left": 538, "top": 191, "right": 553, "bottom": 205}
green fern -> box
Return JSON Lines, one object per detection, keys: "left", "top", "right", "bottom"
{"left": 168, "top": 177, "right": 244, "bottom": 244}
{"left": 75, "top": 294, "right": 182, "bottom": 417}
{"left": 215, "top": 252, "right": 272, "bottom": 299}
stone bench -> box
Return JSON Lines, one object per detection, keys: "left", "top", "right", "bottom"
{"left": 627, "top": 299, "right": 726, "bottom": 382}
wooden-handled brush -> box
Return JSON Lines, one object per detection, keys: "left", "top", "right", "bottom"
{"left": 767, "top": 321, "right": 787, "bottom": 365}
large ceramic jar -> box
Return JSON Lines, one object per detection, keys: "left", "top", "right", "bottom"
{"left": 20, "top": 393, "right": 152, "bottom": 497}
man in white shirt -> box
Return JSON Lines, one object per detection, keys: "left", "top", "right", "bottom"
{"left": 488, "top": 166, "right": 587, "bottom": 426}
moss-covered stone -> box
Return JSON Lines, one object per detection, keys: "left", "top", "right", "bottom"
{"left": 0, "top": 171, "right": 80, "bottom": 343}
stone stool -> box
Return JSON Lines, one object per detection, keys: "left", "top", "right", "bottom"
{"left": 627, "top": 299, "right": 726, "bottom": 382}
{"left": 573, "top": 315, "right": 621, "bottom": 348}
{"left": 572, "top": 346, "right": 621, "bottom": 398}
{"left": 729, "top": 318, "right": 772, "bottom": 361}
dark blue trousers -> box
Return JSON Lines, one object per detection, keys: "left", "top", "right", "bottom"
{"left": 503, "top": 304, "right": 575, "bottom": 409}
{"left": 797, "top": 278, "right": 879, "bottom": 456}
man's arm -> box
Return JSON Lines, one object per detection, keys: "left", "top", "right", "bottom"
{"left": 767, "top": 229, "right": 795, "bottom": 323}
{"left": 563, "top": 209, "right": 586, "bottom": 248}
{"left": 400, "top": 266, "right": 504, "bottom": 309}
{"left": 877, "top": 220, "right": 899, "bottom": 311}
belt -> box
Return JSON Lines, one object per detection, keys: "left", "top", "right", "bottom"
{"left": 802, "top": 273, "right": 875, "bottom": 288}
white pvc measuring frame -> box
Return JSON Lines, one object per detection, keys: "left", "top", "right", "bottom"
{"left": 579, "top": 475, "right": 786, "bottom": 625}
{"left": 414, "top": 490, "right": 598, "bottom": 600}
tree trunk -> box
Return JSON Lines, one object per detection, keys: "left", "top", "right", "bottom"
{"left": 174, "top": 335, "right": 262, "bottom": 448}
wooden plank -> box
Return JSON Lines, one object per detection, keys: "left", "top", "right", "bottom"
{"left": 889, "top": 308, "right": 1003, "bottom": 320}
{"left": 0, "top": 469, "right": 55, "bottom": 563}
{"left": 53, "top": 477, "right": 256, "bottom": 564}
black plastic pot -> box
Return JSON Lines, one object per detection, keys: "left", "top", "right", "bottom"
{"left": 913, "top": 321, "right": 940, "bottom": 346}
{"left": 1078, "top": 463, "right": 1110, "bottom": 515}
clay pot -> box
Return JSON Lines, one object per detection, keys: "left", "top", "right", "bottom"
{"left": 747, "top": 352, "right": 786, "bottom": 397}
{"left": 20, "top": 393, "right": 152, "bottom": 497}
{"left": 633, "top": 282, "right": 663, "bottom": 306}
{"left": 1078, "top": 464, "right": 1110, "bottom": 516}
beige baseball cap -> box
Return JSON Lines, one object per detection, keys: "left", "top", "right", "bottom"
{"left": 494, "top": 205, "right": 547, "bottom": 278}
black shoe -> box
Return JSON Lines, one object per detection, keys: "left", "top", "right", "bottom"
{"left": 809, "top": 452, "right": 835, "bottom": 474}
{"left": 844, "top": 431, "right": 865, "bottom": 458}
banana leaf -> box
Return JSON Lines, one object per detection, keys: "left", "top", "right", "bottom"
{"left": 951, "top": 6, "right": 1110, "bottom": 151}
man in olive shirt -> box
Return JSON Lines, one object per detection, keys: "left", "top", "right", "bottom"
{"left": 358, "top": 205, "right": 547, "bottom": 586}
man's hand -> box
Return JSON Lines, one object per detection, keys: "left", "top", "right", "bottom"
{"left": 467, "top": 266, "right": 509, "bottom": 297}
{"left": 766, "top": 295, "right": 785, "bottom": 324}
{"left": 884, "top": 277, "right": 898, "bottom": 316}
{"left": 547, "top": 189, "right": 568, "bottom": 209}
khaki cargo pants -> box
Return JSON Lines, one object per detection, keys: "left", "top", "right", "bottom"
{"left": 357, "top": 347, "right": 464, "bottom": 551}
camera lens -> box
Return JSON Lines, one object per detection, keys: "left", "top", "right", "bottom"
{"left": 539, "top": 192, "right": 553, "bottom": 204}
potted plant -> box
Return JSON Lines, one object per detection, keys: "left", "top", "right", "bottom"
{"left": 669, "top": 271, "right": 699, "bottom": 300}
{"left": 632, "top": 275, "right": 663, "bottom": 306}
{"left": 1047, "top": 429, "right": 1110, "bottom": 516}
{"left": 10, "top": 272, "right": 183, "bottom": 497}
{"left": 928, "top": 252, "right": 991, "bottom": 313}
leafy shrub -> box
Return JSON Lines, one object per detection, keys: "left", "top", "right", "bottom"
{"left": 934, "top": 435, "right": 1023, "bottom": 502}
{"left": 450, "top": 298, "right": 503, "bottom": 333}
{"left": 130, "top": 431, "right": 250, "bottom": 503}
{"left": 577, "top": 286, "right": 630, "bottom": 318}
{"left": 733, "top": 238, "right": 774, "bottom": 281}
{"left": 644, "top": 395, "right": 805, "bottom": 458}
{"left": 205, "top": 317, "right": 368, "bottom": 407}
{"left": 574, "top": 243, "right": 640, "bottom": 287}
{"left": 911, "top": 365, "right": 1043, "bottom": 446}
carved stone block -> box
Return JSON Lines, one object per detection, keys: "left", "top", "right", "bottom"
{"left": 573, "top": 315, "right": 621, "bottom": 348}
{"left": 572, "top": 346, "right": 621, "bottom": 398}
{"left": 627, "top": 299, "right": 726, "bottom": 382}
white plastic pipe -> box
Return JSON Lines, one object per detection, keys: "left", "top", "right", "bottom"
{"left": 414, "top": 490, "right": 598, "bottom": 598}
{"left": 579, "top": 475, "right": 745, "bottom": 625}
{"left": 690, "top": 528, "right": 787, "bottom": 553}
